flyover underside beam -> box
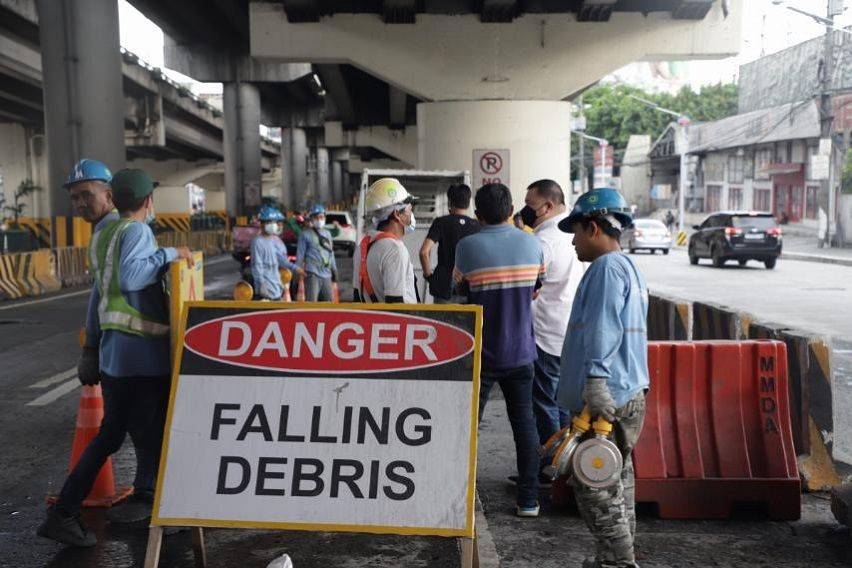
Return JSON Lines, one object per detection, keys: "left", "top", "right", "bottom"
{"left": 37, "top": 0, "right": 125, "bottom": 226}
{"left": 388, "top": 85, "right": 407, "bottom": 128}
{"left": 315, "top": 64, "right": 356, "bottom": 126}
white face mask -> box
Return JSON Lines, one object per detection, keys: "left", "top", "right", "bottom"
{"left": 312, "top": 218, "right": 325, "bottom": 229}
{"left": 405, "top": 212, "right": 416, "bottom": 234}
{"left": 264, "top": 222, "right": 280, "bottom": 235}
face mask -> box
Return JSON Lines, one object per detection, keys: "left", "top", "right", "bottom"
{"left": 519, "top": 204, "right": 545, "bottom": 228}
{"left": 312, "top": 219, "right": 325, "bottom": 230}
{"left": 264, "top": 222, "right": 280, "bottom": 235}
{"left": 405, "top": 212, "right": 416, "bottom": 234}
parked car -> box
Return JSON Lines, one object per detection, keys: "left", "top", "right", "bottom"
{"left": 231, "top": 223, "right": 298, "bottom": 283}
{"left": 325, "top": 210, "right": 357, "bottom": 257}
{"left": 623, "top": 218, "right": 671, "bottom": 254}
{"left": 688, "top": 211, "right": 782, "bottom": 269}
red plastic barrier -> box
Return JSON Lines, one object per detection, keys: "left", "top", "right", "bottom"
{"left": 553, "top": 341, "right": 801, "bottom": 520}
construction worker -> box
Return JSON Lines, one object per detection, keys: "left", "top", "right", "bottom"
{"left": 556, "top": 187, "right": 649, "bottom": 568}
{"left": 297, "top": 204, "right": 338, "bottom": 302}
{"left": 454, "top": 183, "right": 544, "bottom": 518}
{"left": 64, "top": 160, "right": 121, "bottom": 392}
{"left": 520, "top": 179, "right": 586, "bottom": 478}
{"left": 356, "top": 178, "right": 419, "bottom": 303}
{"left": 38, "top": 169, "right": 194, "bottom": 547}
{"left": 419, "top": 183, "right": 480, "bottom": 303}
{"left": 251, "top": 205, "right": 305, "bottom": 300}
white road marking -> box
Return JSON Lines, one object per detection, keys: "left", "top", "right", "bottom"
{"left": 29, "top": 367, "right": 77, "bottom": 389}
{"left": 0, "top": 289, "right": 89, "bottom": 311}
{"left": 26, "top": 379, "right": 80, "bottom": 406}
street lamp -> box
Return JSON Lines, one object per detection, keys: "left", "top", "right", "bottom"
{"left": 572, "top": 131, "right": 609, "bottom": 191}
{"left": 627, "top": 94, "right": 691, "bottom": 234}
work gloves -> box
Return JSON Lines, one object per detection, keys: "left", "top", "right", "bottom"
{"left": 77, "top": 347, "right": 101, "bottom": 386}
{"left": 583, "top": 377, "right": 616, "bottom": 422}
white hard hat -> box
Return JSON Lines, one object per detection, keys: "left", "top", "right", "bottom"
{"left": 364, "top": 178, "right": 416, "bottom": 215}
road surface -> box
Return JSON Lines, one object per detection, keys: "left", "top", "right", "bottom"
{"left": 0, "top": 251, "right": 850, "bottom": 567}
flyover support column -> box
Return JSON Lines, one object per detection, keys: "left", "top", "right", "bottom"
{"left": 282, "top": 127, "right": 308, "bottom": 211}
{"left": 223, "top": 82, "right": 262, "bottom": 216}
{"left": 331, "top": 159, "right": 343, "bottom": 205}
{"left": 37, "top": 0, "right": 125, "bottom": 242}
{"left": 417, "top": 100, "right": 571, "bottom": 207}
{"left": 315, "top": 147, "right": 331, "bottom": 206}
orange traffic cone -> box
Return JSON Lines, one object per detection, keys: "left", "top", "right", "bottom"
{"left": 47, "top": 385, "right": 133, "bottom": 507}
{"left": 332, "top": 282, "right": 340, "bottom": 303}
{"left": 296, "top": 277, "right": 306, "bottom": 302}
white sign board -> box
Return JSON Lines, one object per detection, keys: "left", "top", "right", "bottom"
{"left": 473, "top": 149, "right": 510, "bottom": 189}
{"left": 153, "top": 303, "right": 481, "bottom": 537}
{"left": 811, "top": 154, "right": 830, "bottom": 181}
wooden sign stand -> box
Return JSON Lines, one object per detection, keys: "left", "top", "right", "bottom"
{"left": 143, "top": 528, "right": 477, "bottom": 568}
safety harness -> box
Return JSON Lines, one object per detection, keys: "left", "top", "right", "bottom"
{"left": 359, "top": 232, "right": 397, "bottom": 302}
{"left": 89, "top": 219, "right": 169, "bottom": 337}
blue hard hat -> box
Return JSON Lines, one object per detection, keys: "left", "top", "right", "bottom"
{"left": 309, "top": 204, "right": 326, "bottom": 217}
{"left": 63, "top": 159, "right": 112, "bottom": 188}
{"left": 258, "top": 204, "right": 285, "bottom": 222}
{"left": 558, "top": 188, "right": 633, "bottom": 233}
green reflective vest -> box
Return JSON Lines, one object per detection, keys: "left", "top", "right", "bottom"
{"left": 89, "top": 219, "right": 169, "bottom": 338}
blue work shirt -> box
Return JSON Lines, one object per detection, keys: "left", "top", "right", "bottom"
{"left": 85, "top": 220, "right": 177, "bottom": 378}
{"left": 251, "top": 235, "right": 299, "bottom": 299}
{"left": 557, "top": 252, "right": 650, "bottom": 413}
{"left": 296, "top": 227, "right": 337, "bottom": 279}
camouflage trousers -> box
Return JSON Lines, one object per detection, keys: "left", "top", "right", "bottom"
{"left": 573, "top": 392, "right": 646, "bottom": 568}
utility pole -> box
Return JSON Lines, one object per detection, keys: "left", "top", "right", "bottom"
{"left": 627, "top": 94, "right": 690, "bottom": 234}
{"left": 577, "top": 95, "right": 587, "bottom": 193}
{"left": 821, "top": 0, "right": 841, "bottom": 247}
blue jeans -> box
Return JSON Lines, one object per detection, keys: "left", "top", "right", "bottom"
{"left": 55, "top": 375, "right": 169, "bottom": 516}
{"left": 478, "top": 364, "right": 539, "bottom": 507}
{"left": 533, "top": 346, "right": 570, "bottom": 445}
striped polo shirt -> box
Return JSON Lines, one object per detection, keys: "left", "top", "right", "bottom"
{"left": 454, "top": 223, "right": 544, "bottom": 372}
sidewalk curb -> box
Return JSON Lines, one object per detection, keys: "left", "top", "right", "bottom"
{"left": 782, "top": 252, "right": 852, "bottom": 267}
{"left": 473, "top": 493, "right": 500, "bottom": 568}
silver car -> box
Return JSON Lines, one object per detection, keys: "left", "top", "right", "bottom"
{"left": 623, "top": 218, "right": 671, "bottom": 254}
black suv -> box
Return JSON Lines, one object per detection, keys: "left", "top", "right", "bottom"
{"left": 688, "top": 211, "right": 782, "bottom": 269}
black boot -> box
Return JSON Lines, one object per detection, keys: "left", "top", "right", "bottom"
{"left": 37, "top": 507, "right": 97, "bottom": 547}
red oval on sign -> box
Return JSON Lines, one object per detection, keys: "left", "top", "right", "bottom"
{"left": 183, "top": 309, "right": 475, "bottom": 374}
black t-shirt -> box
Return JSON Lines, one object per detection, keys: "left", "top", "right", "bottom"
{"left": 425, "top": 214, "right": 481, "bottom": 299}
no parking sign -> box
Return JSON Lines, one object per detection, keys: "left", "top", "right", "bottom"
{"left": 473, "top": 149, "right": 510, "bottom": 189}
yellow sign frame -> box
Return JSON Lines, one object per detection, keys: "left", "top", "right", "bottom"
{"left": 151, "top": 300, "right": 483, "bottom": 539}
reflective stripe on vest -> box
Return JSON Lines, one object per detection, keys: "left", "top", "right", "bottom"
{"left": 92, "top": 219, "right": 169, "bottom": 337}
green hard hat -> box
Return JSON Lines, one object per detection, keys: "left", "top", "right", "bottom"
{"left": 111, "top": 169, "right": 155, "bottom": 202}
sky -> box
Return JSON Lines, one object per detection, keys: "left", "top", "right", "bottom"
{"left": 117, "top": 0, "right": 852, "bottom": 94}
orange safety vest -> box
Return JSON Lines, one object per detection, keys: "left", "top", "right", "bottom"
{"left": 359, "top": 231, "right": 398, "bottom": 303}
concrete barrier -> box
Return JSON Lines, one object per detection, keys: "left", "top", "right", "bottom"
{"left": 648, "top": 293, "right": 692, "bottom": 340}
{"left": 0, "top": 254, "right": 23, "bottom": 300}
{"left": 32, "top": 250, "right": 61, "bottom": 294}
{"left": 54, "top": 247, "right": 92, "bottom": 287}
{"left": 692, "top": 301, "right": 748, "bottom": 340}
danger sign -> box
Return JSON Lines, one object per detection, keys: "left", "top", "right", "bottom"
{"left": 153, "top": 302, "right": 482, "bottom": 537}
{"left": 473, "top": 149, "right": 510, "bottom": 189}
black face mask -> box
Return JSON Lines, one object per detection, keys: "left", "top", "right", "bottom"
{"left": 519, "top": 205, "right": 542, "bottom": 228}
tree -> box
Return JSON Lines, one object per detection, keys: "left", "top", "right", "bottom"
{"left": 572, "top": 83, "right": 739, "bottom": 181}
{"left": 4, "top": 179, "right": 41, "bottom": 227}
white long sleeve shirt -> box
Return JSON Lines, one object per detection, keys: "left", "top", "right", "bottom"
{"left": 531, "top": 212, "right": 587, "bottom": 356}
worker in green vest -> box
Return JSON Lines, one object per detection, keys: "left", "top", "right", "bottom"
{"left": 38, "top": 169, "right": 193, "bottom": 547}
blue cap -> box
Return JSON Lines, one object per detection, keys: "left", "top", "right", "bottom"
{"left": 309, "top": 204, "right": 326, "bottom": 217}
{"left": 63, "top": 159, "right": 112, "bottom": 188}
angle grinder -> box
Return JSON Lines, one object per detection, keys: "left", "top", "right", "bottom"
{"left": 572, "top": 416, "right": 623, "bottom": 489}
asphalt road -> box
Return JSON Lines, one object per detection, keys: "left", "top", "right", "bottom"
{"left": 2, "top": 250, "right": 851, "bottom": 567}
